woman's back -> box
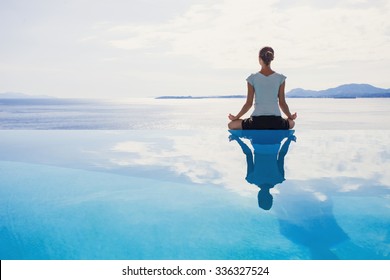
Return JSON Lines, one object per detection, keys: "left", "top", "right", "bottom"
{"left": 247, "top": 72, "right": 286, "bottom": 116}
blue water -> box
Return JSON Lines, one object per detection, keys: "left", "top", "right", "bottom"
{"left": 0, "top": 98, "right": 166, "bottom": 129}
{"left": 1, "top": 98, "right": 390, "bottom": 130}
{"left": 0, "top": 98, "right": 389, "bottom": 259}
{"left": 0, "top": 128, "right": 389, "bottom": 260}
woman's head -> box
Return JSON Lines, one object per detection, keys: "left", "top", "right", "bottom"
{"left": 257, "top": 187, "right": 273, "bottom": 210}
{"left": 259, "top": 46, "right": 274, "bottom": 66}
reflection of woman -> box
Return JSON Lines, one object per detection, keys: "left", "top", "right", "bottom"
{"left": 276, "top": 189, "right": 349, "bottom": 259}
{"left": 229, "top": 130, "right": 295, "bottom": 210}
{"left": 228, "top": 46, "right": 297, "bottom": 130}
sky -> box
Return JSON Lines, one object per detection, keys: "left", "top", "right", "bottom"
{"left": 1, "top": 0, "right": 389, "bottom": 98}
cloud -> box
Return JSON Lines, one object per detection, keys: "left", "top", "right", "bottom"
{"left": 112, "top": 141, "right": 151, "bottom": 153}
{"left": 108, "top": 131, "right": 253, "bottom": 195}
{"left": 106, "top": 130, "right": 390, "bottom": 199}
{"left": 1, "top": 0, "right": 389, "bottom": 97}
{"left": 286, "top": 130, "right": 390, "bottom": 187}
{"left": 104, "top": 0, "right": 390, "bottom": 70}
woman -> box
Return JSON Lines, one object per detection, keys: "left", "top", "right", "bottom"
{"left": 228, "top": 46, "right": 297, "bottom": 130}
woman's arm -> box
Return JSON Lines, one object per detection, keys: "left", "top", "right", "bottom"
{"left": 278, "top": 82, "right": 297, "bottom": 120}
{"left": 230, "top": 135, "right": 254, "bottom": 176}
{"left": 277, "top": 134, "right": 296, "bottom": 176}
{"left": 228, "top": 82, "right": 255, "bottom": 120}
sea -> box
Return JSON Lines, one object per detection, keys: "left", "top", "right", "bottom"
{"left": 0, "top": 97, "right": 389, "bottom": 261}
{"left": 0, "top": 97, "right": 389, "bottom": 130}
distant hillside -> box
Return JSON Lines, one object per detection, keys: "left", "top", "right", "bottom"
{"left": 156, "top": 95, "right": 245, "bottom": 99}
{"left": 155, "top": 84, "right": 390, "bottom": 99}
{"left": 286, "top": 84, "right": 390, "bottom": 98}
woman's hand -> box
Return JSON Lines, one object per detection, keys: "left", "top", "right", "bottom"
{"left": 228, "top": 114, "right": 238, "bottom": 121}
{"left": 228, "top": 134, "right": 239, "bottom": 142}
{"left": 289, "top": 112, "right": 297, "bottom": 120}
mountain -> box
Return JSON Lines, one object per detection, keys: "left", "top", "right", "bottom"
{"left": 156, "top": 95, "right": 245, "bottom": 99}
{"left": 286, "top": 84, "right": 390, "bottom": 98}
{"left": 156, "top": 84, "right": 390, "bottom": 99}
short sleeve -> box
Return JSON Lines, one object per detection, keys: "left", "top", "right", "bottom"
{"left": 280, "top": 74, "right": 286, "bottom": 85}
{"left": 246, "top": 74, "right": 255, "bottom": 86}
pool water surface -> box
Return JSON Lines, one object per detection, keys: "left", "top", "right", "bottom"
{"left": 0, "top": 129, "right": 389, "bottom": 259}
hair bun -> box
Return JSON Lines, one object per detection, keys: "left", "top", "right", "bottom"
{"left": 259, "top": 46, "right": 274, "bottom": 65}
{"left": 265, "top": 51, "right": 274, "bottom": 60}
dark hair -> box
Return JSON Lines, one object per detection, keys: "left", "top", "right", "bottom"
{"left": 257, "top": 188, "right": 273, "bottom": 210}
{"left": 259, "top": 46, "right": 274, "bottom": 66}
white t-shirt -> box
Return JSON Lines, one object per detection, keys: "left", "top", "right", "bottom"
{"left": 246, "top": 72, "right": 286, "bottom": 116}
